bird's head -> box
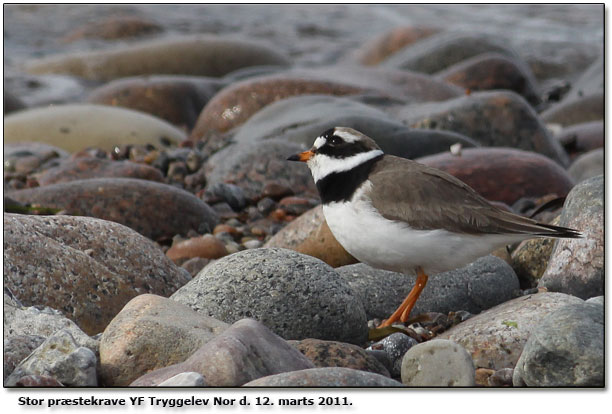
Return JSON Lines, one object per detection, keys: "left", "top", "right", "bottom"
{"left": 287, "top": 127, "right": 383, "bottom": 182}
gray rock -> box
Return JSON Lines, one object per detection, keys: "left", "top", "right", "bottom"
{"left": 564, "top": 55, "right": 603, "bottom": 101}
{"left": 488, "top": 368, "right": 514, "bottom": 387}
{"left": 568, "top": 148, "right": 603, "bottom": 183}
{"left": 6, "top": 329, "right": 97, "bottom": 387}
{"left": 171, "top": 248, "right": 368, "bottom": 344}
{"left": 99, "top": 294, "right": 229, "bottom": 386}
{"left": 158, "top": 372, "right": 206, "bottom": 387}
{"left": 540, "top": 93, "right": 603, "bottom": 127}
{"left": 4, "top": 213, "right": 191, "bottom": 335}
{"left": 243, "top": 367, "right": 404, "bottom": 387}
{"left": 4, "top": 335, "right": 45, "bottom": 380}
{"left": 513, "top": 302, "right": 603, "bottom": 387}
{"left": 130, "top": 319, "right": 315, "bottom": 386}
{"left": 401, "top": 339, "right": 475, "bottom": 386}
{"left": 337, "top": 255, "right": 520, "bottom": 320}
{"left": 539, "top": 175, "right": 603, "bottom": 299}
{"left": 367, "top": 333, "right": 418, "bottom": 378}
{"left": 437, "top": 292, "right": 584, "bottom": 370}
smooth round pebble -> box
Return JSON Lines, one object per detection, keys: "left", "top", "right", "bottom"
{"left": 243, "top": 367, "right": 403, "bottom": 387}
{"left": 158, "top": 372, "right": 206, "bottom": 387}
{"left": 401, "top": 339, "right": 475, "bottom": 387}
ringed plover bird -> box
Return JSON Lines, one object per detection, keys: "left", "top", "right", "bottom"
{"left": 288, "top": 127, "right": 581, "bottom": 328}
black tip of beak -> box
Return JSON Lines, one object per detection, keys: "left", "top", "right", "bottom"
{"left": 287, "top": 154, "right": 300, "bottom": 161}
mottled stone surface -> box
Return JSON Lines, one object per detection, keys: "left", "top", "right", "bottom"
{"left": 511, "top": 237, "right": 556, "bottom": 289}
{"left": 243, "top": 367, "right": 404, "bottom": 387}
{"left": 437, "top": 292, "right": 584, "bottom": 370}
{"left": 171, "top": 248, "right": 368, "bottom": 344}
{"left": 5, "top": 329, "right": 98, "bottom": 387}
{"left": 265, "top": 205, "right": 357, "bottom": 268}
{"left": 166, "top": 234, "right": 229, "bottom": 263}
{"left": 401, "top": 90, "right": 570, "bottom": 166}
{"left": 99, "top": 294, "right": 228, "bottom": 386}
{"left": 4, "top": 214, "right": 190, "bottom": 335}
{"left": 87, "top": 75, "right": 226, "bottom": 130}
{"left": 130, "top": 319, "right": 315, "bottom": 386}
{"left": 62, "top": 15, "right": 163, "bottom": 41}
{"left": 7, "top": 178, "right": 219, "bottom": 240}
{"left": 382, "top": 32, "right": 519, "bottom": 74}
{"left": 289, "top": 338, "right": 390, "bottom": 377}
{"left": 436, "top": 52, "right": 540, "bottom": 104}
{"left": 158, "top": 372, "right": 206, "bottom": 387}
{"left": 35, "top": 157, "right": 164, "bottom": 186}
{"left": 25, "top": 34, "right": 290, "bottom": 81}
{"left": 401, "top": 339, "right": 475, "bottom": 386}
{"left": 3, "top": 104, "right": 187, "bottom": 152}
{"left": 513, "top": 302, "right": 603, "bottom": 387}
{"left": 4, "top": 335, "right": 46, "bottom": 380}
{"left": 368, "top": 333, "right": 418, "bottom": 379}
{"left": 539, "top": 175, "right": 603, "bottom": 299}
{"left": 417, "top": 147, "right": 574, "bottom": 205}
{"left": 337, "top": 256, "right": 520, "bottom": 320}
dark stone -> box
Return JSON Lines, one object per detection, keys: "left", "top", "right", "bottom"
{"left": 62, "top": 15, "right": 163, "bottom": 41}
{"left": 4, "top": 91, "right": 26, "bottom": 114}
{"left": 7, "top": 178, "right": 219, "bottom": 241}
{"left": 401, "top": 90, "right": 570, "bottom": 166}
{"left": 555, "top": 121, "right": 603, "bottom": 159}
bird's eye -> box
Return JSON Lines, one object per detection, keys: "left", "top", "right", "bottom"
{"left": 329, "top": 136, "right": 343, "bottom": 146}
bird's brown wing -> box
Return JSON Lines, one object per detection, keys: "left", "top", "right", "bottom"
{"left": 367, "top": 155, "right": 579, "bottom": 237}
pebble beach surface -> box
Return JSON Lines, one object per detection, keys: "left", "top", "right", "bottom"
{"left": 3, "top": 4, "right": 604, "bottom": 388}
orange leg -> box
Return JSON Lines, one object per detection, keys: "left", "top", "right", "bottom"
{"left": 378, "top": 267, "right": 429, "bottom": 328}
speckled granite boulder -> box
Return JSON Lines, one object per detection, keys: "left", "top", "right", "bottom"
{"left": 171, "top": 248, "right": 368, "bottom": 344}
{"left": 4, "top": 214, "right": 190, "bottom": 335}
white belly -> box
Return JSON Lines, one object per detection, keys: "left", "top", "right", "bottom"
{"left": 323, "top": 186, "right": 527, "bottom": 275}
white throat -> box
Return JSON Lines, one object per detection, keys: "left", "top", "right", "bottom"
{"left": 307, "top": 149, "right": 383, "bottom": 182}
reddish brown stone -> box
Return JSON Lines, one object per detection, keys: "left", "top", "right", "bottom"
{"left": 351, "top": 26, "right": 440, "bottom": 65}
{"left": 417, "top": 147, "right": 574, "bottom": 205}
{"left": 7, "top": 178, "right": 219, "bottom": 241}
{"left": 436, "top": 53, "right": 540, "bottom": 105}
{"left": 166, "top": 234, "right": 229, "bottom": 262}
{"left": 190, "top": 75, "right": 367, "bottom": 150}
{"left": 63, "top": 15, "right": 163, "bottom": 42}
{"left": 35, "top": 157, "right": 164, "bottom": 186}
{"left": 87, "top": 76, "right": 225, "bottom": 130}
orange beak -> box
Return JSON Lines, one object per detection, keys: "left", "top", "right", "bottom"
{"left": 287, "top": 149, "right": 315, "bottom": 162}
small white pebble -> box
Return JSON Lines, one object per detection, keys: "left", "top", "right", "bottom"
{"left": 243, "top": 239, "right": 262, "bottom": 249}
{"left": 450, "top": 143, "right": 463, "bottom": 156}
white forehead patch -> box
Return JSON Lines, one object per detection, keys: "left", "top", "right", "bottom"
{"left": 334, "top": 129, "right": 361, "bottom": 143}
{"left": 313, "top": 136, "right": 326, "bottom": 149}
